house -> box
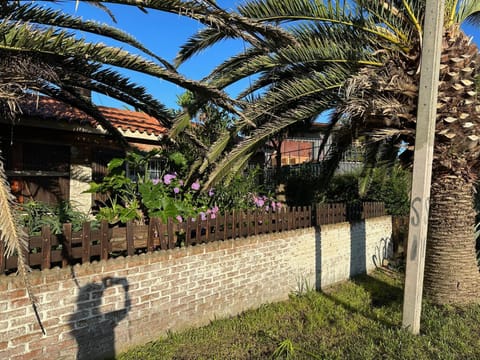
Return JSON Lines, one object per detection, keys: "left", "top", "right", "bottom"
{"left": 0, "top": 96, "right": 167, "bottom": 214}
{"left": 258, "top": 122, "right": 364, "bottom": 189}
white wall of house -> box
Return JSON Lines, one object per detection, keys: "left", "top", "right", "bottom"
{"left": 69, "top": 146, "right": 93, "bottom": 215}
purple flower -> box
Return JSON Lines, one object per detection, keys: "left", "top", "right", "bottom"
{"left": 163, "top": 173, "right": 176, "bottom": 185}
{"left": 200, "top": 212, "right": 207, "bottom": 221}
{"left": 173, "top": 187, "right": 180, "bottom": 194}
{"left": 212, "top": 206, "right": 219, "bottom": 214}
{"left": 255, "top": 197, "right": 265, "bottom": 207}
{"left": 265, "top": 206, "right": 270, "bottom": 212}
{"left": 210, "top": 213, "right": 216, "bottom": 219}
{"left": 191, "top": 181, "right": 200, "bottom": 191}
{"left": 176, "top": 215, "right": 183, "bottom": 223}
{"left": 152, "top": 178, "right": 160, "bottom": 185}
{"left": 208, "top": 188, "right": 214, "bottom": 197}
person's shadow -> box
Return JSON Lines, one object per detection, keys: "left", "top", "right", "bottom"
{"left": 69, "top": 277, "right": 131, "bottom": 360}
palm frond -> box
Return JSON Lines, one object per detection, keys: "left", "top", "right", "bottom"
{"left": 175, "top": 27, "right": 236, "bottom": 67}
{"left": 9, "top": 3, "right": 176, "bottom": 70}
{"left": 239, "top": 0, "right": 407, "bottom": 47}
{"left": 0, "top": 155, "right": 34, "bottom": 321}
{"left": 456, "top": 0, "right": 480, "bottom": 26}
{"left": 204, "top": 91, "right": 337, "bottom": 187}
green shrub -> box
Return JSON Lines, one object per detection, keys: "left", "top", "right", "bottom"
{"left": 284, "top": 163, "right": 411, "bottom": 216}
{"left": 87, "top": 153, "right": 282, "bottom": 225}
{"left": 16, "top": 200, "right": 92, "bottom": 235}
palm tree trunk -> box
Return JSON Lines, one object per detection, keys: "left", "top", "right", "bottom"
{"left": 424, "top": 175, "right": 480, "bottom": 304}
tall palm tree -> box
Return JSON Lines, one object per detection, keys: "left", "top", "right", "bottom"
{"left": 175, "top": 0, "right": 480, "bottom": 304}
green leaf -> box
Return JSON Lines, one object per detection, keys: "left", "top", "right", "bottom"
{"left": 107, "top": 158, "right": 126, "bottom": 172}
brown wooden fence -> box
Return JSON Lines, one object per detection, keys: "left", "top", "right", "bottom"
{"left": 0, "top": 202, "right": 386, "bottom": 274}
{"left": 315, "top": 202, "right": 386, "bottom": 225}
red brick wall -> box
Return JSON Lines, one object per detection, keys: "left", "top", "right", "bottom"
{"left": 0, "top": 216, "right": 392, "bottom": 360}
{"left": 0, "top": 229, "right": 318, "bottom": 360}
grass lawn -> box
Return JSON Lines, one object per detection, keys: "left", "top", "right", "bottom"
{"left": 117, "top": 269, "right": 480, "bottom": 359}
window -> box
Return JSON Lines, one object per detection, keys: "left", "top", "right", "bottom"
{"left": 3, "top": 142, "right": 70, "bottom": 204}
{"left": 126, "top": 158, "right": 163, "bottom": 182}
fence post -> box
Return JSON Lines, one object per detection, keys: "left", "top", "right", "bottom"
{"left": 195, "top": 214, "right": 202, "bottom": 243}
{"left": 100, "top": 220, "right": 109, "bottom": 260}
{"left": 168, "top": 217, "right": 175, "bottom": 248}
{"left": 62, "top": 223, "right": 72, "bottom": 267}
{"left": 186, "top": 217, "right": 193, "bottom": 246}
{"left": 205, "top": 215, "right": 211, "bottom": 242}
{"left": 159, "top": 219, "right": 167, "bottom": 250}
{"left": 213, "top": 214, "right": 219, "bottom": 241}
{"left": 147, "top": 218, "right": 155, "bottom": 252}
{"left": 41, "top": 226, "right": 51, "bottom": 270}
{"left": 126, "top": 221, "right": 134, "bottom": 256}
{"left": 82, "top": 222, "right": 91, "bottom": 263}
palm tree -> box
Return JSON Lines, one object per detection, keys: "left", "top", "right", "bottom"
{"left": 175, "top": 0, "right": 480, "bottom": 304}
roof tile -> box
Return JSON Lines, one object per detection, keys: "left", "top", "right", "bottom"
{"left": 18, "top": 96, "right": 167, "bottom": 136}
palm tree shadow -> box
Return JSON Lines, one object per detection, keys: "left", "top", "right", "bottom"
{"left": 69, "top": 277, "right": 131, "bottom": 360}
{"left": 323, "top": 273, "right": 403, "bottom": 328}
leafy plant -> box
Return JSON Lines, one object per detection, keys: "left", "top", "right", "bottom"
{"left": 137, "top": 175, "right": 213, "bottom": 223}
{"left": 212, "top": 168, "right": 272, "bottom": 210}
{"left": 360, "top": 164, "right": 411, "bottom": 216}
{"left": 16, "top": 200, "right": 92, "bottom": 235}
{"left": 285, "top": 163, "right": 411, "bottom": 216}
{"left": 86, "top": 149, "right": 190, "bottom": 224}
{"left": 87, "top": 152, "right": 283, "bottom": 225}
{"left": 87, "top": 150, "right": 219, "bottom": 224}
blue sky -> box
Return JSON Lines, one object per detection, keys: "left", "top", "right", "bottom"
{"left": 55, "top": 1, "right": 480, "bottom": 110}
{"left": 58, "top": 0, "right": 244, "bottom": 110}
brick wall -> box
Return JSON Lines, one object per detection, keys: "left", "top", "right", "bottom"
{"left": 320, "top": 216, "right": 393, "bottom": 286}
{"left": 0, "top": 216, "right": 391, "bottom": 360}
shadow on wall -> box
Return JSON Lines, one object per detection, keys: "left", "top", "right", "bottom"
{"left": 69, "top": 277, "right": 131, "bottom": 360}
{"left": 350, "top": 220, "right": 367, "bottom": 278}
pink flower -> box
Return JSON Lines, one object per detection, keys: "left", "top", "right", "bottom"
{"left": 255, "top": 197, "right": 265, "bottom": 207}
{"left": 176, "top": 215, "right": 183, "bottom": 223}
{"left": 152, "top": 178, "right": 160, "bottom": 185}
{"left": 210, "top": 213, "right": 216, "bottom": 219}
{"left": 212, "top": 206, "right": 219, "bottom": 214}
{"left": 208, "top": 188, "right": 214, "bottom": 197}
{"left": 200, "top": 212, "right": 207, "bottom": 221}
{"left": 163, "top": 174, "right": 176, "bottom": 185}
{"left": 191, "top": 181, "right": 200, "bottom": 191}
{"left": 173, "top": 187, "right": 180, "bottom": 194}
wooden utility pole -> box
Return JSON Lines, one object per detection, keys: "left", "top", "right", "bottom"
{"left": 402, "top": 0, "right": 445, "bottom": 334}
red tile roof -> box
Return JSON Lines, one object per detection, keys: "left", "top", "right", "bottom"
{"left": 18, "top": 96, "right": 168, "bottom": 136}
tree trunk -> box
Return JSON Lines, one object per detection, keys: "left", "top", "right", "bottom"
{"left": 424, "top": 175, "right": 480, "bottom": 304}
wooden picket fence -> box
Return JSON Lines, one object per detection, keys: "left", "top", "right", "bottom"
{"left": 0, "top": 202, "right": 386, "bottom": 274}
{"left": 315, "top": 201, "right": 386, "bottom": 225}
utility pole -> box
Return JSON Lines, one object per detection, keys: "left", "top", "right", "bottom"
{"left": 402, "top": 0, "right": 445, "bottom": 334}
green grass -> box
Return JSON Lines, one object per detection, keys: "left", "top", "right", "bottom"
{"left": 117, "top": 270, "right": 480, "bottom": 359}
